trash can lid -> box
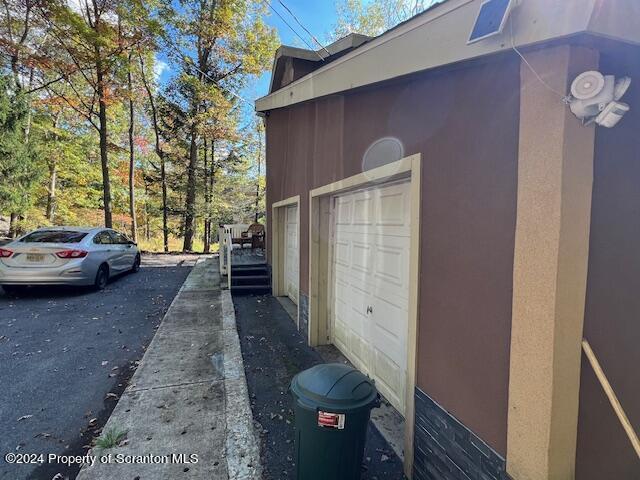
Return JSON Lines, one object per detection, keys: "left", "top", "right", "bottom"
{"left": 290, "top": 363, "right": 378, "bottom": 410}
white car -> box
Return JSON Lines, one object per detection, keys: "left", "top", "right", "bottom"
{"left": 0, "top": 227, "right": 141, "bottom": 294}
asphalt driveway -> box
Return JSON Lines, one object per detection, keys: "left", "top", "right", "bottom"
{"left": 0, "top": 254, "right": 198, "bottom": 480}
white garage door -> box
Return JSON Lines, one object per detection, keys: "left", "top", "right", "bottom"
{"left": 331, "top": 181, "right": 411, "bottom": 415}
{"left": 284, "top": 204, "right": 299, "bottom": 304}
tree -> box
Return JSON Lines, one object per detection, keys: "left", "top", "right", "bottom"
{"left": 0, "top": 0, "right": 43, "bottom": 235}
{"left": 37, "top": 0, "right": 141, "bottom": 228}
{"left": 0, "top": 0, "right": 276, "bottom": 250}
{"left": 0, "top": 74, "right": 40, "bottom": 234}
{"left": 139, "top": 50, "right": 169, "bottom": 252}
{"left": 161, "top": 0, "right": 277, "bottom": 251}
{"left": 329, "top": 0, "right": 442, "bottom": 40}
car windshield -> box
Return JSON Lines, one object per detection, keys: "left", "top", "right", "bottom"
{"left": 20, "top": 230, "right": 88, "bottom": 243}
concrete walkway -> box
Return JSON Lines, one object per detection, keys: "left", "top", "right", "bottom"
{"left": 77, "top": 257, "right": 260, "bottom": 480}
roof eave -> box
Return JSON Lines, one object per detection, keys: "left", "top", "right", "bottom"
{"left": 256, "top": 0, "right": 639, "bottom": 113}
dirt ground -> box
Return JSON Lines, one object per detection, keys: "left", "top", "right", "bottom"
{"left": 234, "top": 294, "right": 406, "bottom": 480}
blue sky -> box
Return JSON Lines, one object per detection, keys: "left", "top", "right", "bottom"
{"left": 250, "top": 0, "right": 338, "bottom": 101}
{"left": 155, "top": 1, "right": 339, "bottom": 114}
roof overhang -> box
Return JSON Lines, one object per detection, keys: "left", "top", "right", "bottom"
{"left": 256, "top": 0, "right": 640, "bottom": 113}
{"left": 267, "top": 34, "right": 371, "bottom": 94}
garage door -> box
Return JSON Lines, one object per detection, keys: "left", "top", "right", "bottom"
{"left": 284, "top": 204, "right": 299, "bottom": 304}
{"left": 331, "top": 181, "right": 411, "bottom": 415}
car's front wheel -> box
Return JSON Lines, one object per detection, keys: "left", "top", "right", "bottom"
{"left": 94, "top": 264, "right": 109, "bottom": 290}
{"left": 2, "top": 285, "right": 27, "bottom": 296}
{"left": 131, "top": 254, "right": 141, "bottom": 273}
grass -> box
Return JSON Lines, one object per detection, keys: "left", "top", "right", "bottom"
{"left": 137, "top": 235, "right": 219, "bottom": 253}
{"left": 95, "top": 428, "right": 128, "bottom": 449}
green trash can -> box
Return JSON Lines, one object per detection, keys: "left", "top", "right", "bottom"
{"left": 290, "top": 363, "right": 380, "bottom": 480}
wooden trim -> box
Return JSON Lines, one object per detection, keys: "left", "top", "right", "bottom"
{"left": 271, "top": 195, "right": 301, "bottom": 326}
{"left": 308, "top": 154, "right": 421, "bottom": 478}
{"left": 256, "top": 0, "right": 640, "bottom": 112}
{"left": 582, "top": 339, "right": 640, "bottom": 459}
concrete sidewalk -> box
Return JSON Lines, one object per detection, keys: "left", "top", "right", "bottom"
{"left": 77, "top": 257, "right": 260, "bottom": 480}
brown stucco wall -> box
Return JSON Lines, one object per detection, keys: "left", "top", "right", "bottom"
{"left": 265, "top": 55, "right": 520, "bottom": 454}
{"left": 576, "top": 47, "right": 640, "bottom": 479}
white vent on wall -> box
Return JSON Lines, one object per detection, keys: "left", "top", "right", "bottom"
{"left": 362, "top": 137, "right": 405, "bottom": 174}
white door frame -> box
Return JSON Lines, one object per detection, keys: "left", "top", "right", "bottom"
{"left": 308, "top": 154, "right": 422, "bottom": 478}
{"left": 271, "top": 195, "right": 301, "bottom": 326}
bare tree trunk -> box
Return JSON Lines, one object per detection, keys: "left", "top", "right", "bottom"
{"left": 8, "top": 213, "right": 18, "bottom": 238}
{"left": 183, "top": 123, "right": 198, "bottom": 252}
{"left": 161, "top": 159, "right": 168, "bottom": 252}
{"left": 127, "top": 52, "right": 138, "bottom": 242}
{"left": 46, "top": 163, "right": 57, "bottom": 222}
{"left": 45, "top": 113, "right": 61, "bottom": 222}
{"left": 203, "top": 139, "right": 210, "bottom": 253}
{"left": 143, "top": 180, "right": 150, "bottom": 241}
{"left": 139, "top": 53, "right": 168, "bottom": 252}
{"left": 96, "top": 58, "right": 113, "bottom": 228}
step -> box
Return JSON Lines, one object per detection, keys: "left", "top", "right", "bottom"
{"left": 230, "top": 285, "right": 272, "bottom": 296}
{"left": 231, "top": 266, "right": 269, "bottom": 276}
{"left": 231, "top": 263, "right": 268, "bottom": 270}
{"left": 231, "top": 275, "right": 270, "bottom": 286}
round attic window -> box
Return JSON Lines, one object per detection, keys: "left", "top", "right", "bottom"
{"left": 362, "top": 137, "right": 404, "bottom": 173}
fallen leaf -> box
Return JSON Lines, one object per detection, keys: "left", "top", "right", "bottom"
{"left": 17, "top": 415, "right": 33, "bottom": 422}
{"left": 101, "top": 361, "right": 108, "bottom": 366}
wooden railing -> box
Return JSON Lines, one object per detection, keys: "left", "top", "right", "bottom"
{"left": 582, "top": 339, "right": 640, "bottom": 458}
{"left": 220, "top": 224, "right": 250, "bottom": 245}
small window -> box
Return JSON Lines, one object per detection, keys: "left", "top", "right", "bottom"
{"left": 92, "top": 231, "right": 113, "bottom": 245}
{"left": 110, "top": 231, "right": 130, "bottom": 245}
{"left": 20, "top": 230, "right": 87, "bottom": 244}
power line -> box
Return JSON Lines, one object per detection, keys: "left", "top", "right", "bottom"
{"left": 163, "top": 39, "right": 253, "bottom": 107}
{"left": 276, "top": 0, "right": 331, "bottom": 57}
{"left": 261, "top": 0, "right": 325, "bottom": 60}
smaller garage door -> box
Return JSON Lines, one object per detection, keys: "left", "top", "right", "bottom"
{"left": 284, "top": 204, "right": 299, "bottom": 304}
{"left": 331, "top": 181, "right": 411, "bottom": 415}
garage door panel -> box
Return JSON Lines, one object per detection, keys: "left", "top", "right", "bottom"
{"left": 373, "top": 244, "right": 406, "bottom": 288}
{"left": 284, "top": 204, "right": 299, "bottom": 304}
{"left": 352, "top": 241, "right": 373, "bottom": 275}
{"left": 371, "top": 298, "right": 407, "bottom": 343}
{"left": 377, "top": 189, "right": 406, "bottom": 226}
{"left": 371, "top": 321, "right": 405, "bottom": 367}
{"left": 334, "top": 319, "right": 349, "bottom": 353}
{"left": 372, "top": 349, "right": 405, "bottom": 409}
{"left": 334, "top": 238, "right": 351, "bottom": 267}
{"left": 353, "top": 194, "right": 375, "bottom": 225}
{"left": 336, "top": 197, "right": 352, "bottom": 224}
{"left": 331, "top": 180, "right": 410, "bottom": 416}
{"left": 347, "top": 284, "right": 370, "bottom": 326}
{"left": 350, "top": 331, "right": 371, "bottom": 370}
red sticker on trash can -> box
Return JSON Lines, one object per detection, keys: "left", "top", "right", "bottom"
{"left": 318, "top": 411, "right": 345, "bottom": 429}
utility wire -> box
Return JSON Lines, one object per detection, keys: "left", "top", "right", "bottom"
{"left": 163, "top": 39, "right": 253, "bottom": 107}
{"left": 509, "top": 17, "right": 568, "bottom": 102}
{"left": 276, "top": 0, "right": 331, "bottom": 57}
{"left": 262, "top": 0, "right": 325, "bottom": 60}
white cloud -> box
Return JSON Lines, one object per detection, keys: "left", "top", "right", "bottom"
{"left": 153, "top": 59, "right": 169, "bottom": 82}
